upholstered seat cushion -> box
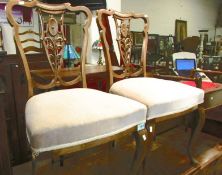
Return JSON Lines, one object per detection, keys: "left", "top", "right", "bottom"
{"left": 25, "top": 88, "right": 147, "bottom": 153}
{"left": 110, "top": 77, "right": 204, "bottom": 120}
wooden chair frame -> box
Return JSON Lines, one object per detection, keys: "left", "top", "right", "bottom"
{"left": 97, "top": 9, "right": 206, "bottom": 164}
{"left": 6, "top": 1, "right": 150, "bottom": 175}
{"left": 6, "top": 0, "right": 91, "bottom": 98}
{"left": 97, "top": 9, "right": 148, "bottom": 88}
{"left": 0, "top": 25, "right": 4, "bottom": 51}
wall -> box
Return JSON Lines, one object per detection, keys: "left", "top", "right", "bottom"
{"left": 122, "top": 0, "right": 221, "bottom": 40}
{"left": 88, "top": 0, "right": 221, "bottom": 63}
{"left": 3, "top": 0, "right": 220, "bottom": 62}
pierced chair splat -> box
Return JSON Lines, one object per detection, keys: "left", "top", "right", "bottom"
{"left": 97, "top": 9, "right": 205, "bottom": 164}
{"left": 6, "top": 1, "right": 149, "bottom": 175}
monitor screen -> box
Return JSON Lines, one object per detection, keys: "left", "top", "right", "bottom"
{"left": 175, "top": 59, "right": 196, "bottom": 70}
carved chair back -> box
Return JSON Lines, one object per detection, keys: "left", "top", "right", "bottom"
{"left": 97, "top": 9, "right": 149, "bottom": 87}
{"left": 6, "top": 0, "right": 92, "bottom": 98}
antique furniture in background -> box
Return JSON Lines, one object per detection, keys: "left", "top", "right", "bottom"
{"left": 6, "top": 1, "right": 150, "bottom": 175}
{"left": 130, "top": 31, "right": 143, "bottom": 64}
{"left": 146, "top": 34, "right": 160, "bottom": 65}
{"left": 0, "top": 52, "right": 50, "bottom": 165}
{"left": 0, "top": 94, "right": 12, "bottom": 175}
{"left": 172, "top": 52, "right": 222, "bottom": 138}
{"left": 198, "top": 30, "right": 209, "bottom": 61}
{"left": 180, "top": 36, "right": 200, "bottom": 54}
{"left": 97, "top": 9, "right": 205, "bottom": 164}
{"left": 0, "top": 59, "right": 12, "bottom": 175}
{"left": 203, "top": 55, "right": 222, "bottom": 75}
{"left": 130, "top": 32, "right": 174, "bottom": 69}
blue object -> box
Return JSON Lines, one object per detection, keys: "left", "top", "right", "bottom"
{"left": 175, "top": 59, "right": 196, "bottom": 70}
{"left": 63, "top": 44, "right": 80, "bottom": 67}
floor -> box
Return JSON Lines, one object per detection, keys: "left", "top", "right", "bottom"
{"left": 13, "top": 126, "right": 222, "bottom": 175}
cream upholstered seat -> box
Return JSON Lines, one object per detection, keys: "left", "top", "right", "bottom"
{"left": 110, "top": 77, "right": 204, "bottom": 120}
{"left": 97, "top": 9, "right": 205, "bottom": 164}
{"left": 26, "top": 88, "right": 146, "bottom": 153}
{"left": 6, "top": 1, "right": 149, "bottom": 175}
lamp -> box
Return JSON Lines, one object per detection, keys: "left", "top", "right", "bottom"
{"left": 92, "top": 39, "right": 103, "bottom": 65}
{"left": 63, "top": 44, "right": 80, "bottom": 68}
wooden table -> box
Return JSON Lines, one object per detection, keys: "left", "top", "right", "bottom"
{"left": 30, "top": 65, "right": 121, "bottom": 79}
{"left": 202, "top": 83, "right": 222, "bottom": 110}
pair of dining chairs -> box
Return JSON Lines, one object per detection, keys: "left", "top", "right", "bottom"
{"left": 6, "top": 0, "right": 205, "bottom": 174}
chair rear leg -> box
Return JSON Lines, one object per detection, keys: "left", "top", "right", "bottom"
{"left": 59, "top": 155, "right": 64, "bottom": 167}
{"left": 129, "top": 125, "right": 154, "bottom": 175}
{"left": 32, "top": 158, "right": 37, "bottom": 175}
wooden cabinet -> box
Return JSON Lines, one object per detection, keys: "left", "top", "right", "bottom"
{"left": 0, "top": 82, "right": 12, "bottom": 174}
{"left": 0, "top": 53, "right": 38, "bottom": 165}
{"left": 0, "top": 53, "right": 108, "bottom": 165}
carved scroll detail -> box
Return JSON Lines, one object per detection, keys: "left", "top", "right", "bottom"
{"left": 114, "top": 17, "right": 133, "bottom": 74}
{"left": 39, "top": 11, "right": 66, "bottom": 74}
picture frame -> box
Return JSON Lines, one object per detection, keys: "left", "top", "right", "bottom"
{"left": 175, "top": 20, "right": 187, "bottom": 43}
{"left": 0, "top": 2, "right": 34, "bottom": 27}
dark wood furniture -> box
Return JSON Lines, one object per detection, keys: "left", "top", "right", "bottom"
{"left": 180, "top": 36, "right": 200, "bottom": 54}
{"left": 0, "top": 73, "right": 12, "bottom": 174}
{"left": 0, "top": 54, "right": 51, "bottom": 165}
{"left": 202, "top": 82, "right": 222, "bottom": 111}
{"left": 192, "top": 69, "right": 222, "bottom": 117}
{"left": 154, "top": 61, "right": 222, "bottom": 139}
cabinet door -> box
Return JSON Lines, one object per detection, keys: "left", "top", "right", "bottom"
{"left": 0, "top": 61, "right": 21, "bottom": 165}
{"left": 0, "top": 93, "right": 12, "bottom": 175}
{"left": 10, "top": 64, "right": 31, "bottom": 163}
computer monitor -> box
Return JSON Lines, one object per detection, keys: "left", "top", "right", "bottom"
{"left": 175, "top": 59, "right": 196, "bottom": 71}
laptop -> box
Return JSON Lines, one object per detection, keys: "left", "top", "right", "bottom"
{"left": 175, "top": 59, "right": 197, "bottom": 77}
